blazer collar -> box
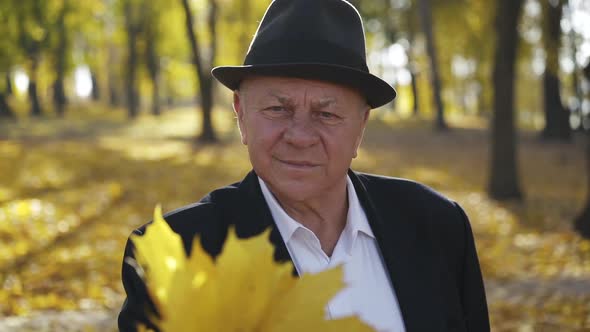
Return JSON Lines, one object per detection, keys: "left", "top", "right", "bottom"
{"left": 232, "top": 170, "right": 294, "bottom": 267}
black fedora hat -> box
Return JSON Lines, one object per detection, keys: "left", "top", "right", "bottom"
{"left": 211, "top": 0, "right": 396, "bottom": 108}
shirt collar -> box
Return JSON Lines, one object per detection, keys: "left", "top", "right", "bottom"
{"left": 258, "top": 177, "right": 302, "bottom": 243}
{"left": 258, "top": 175, "right": 375, "bottom": 255}
{"left": 343, "top": 175, "right": 375, "bottom": 254}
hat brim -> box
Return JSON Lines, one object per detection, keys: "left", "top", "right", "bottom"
{"left": 211, "top": 63, "right": 396, "bottom": 109}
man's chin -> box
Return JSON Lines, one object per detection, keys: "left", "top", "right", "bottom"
{"left": 268, "top": 180, "right": 321, "bottom": 203}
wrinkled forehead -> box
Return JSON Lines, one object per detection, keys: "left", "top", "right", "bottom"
{"left": 238, "top": 75, "right": 367, "bottom": 105}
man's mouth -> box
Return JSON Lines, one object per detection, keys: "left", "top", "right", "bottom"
{"left": 276, "top": 158, "right": 319, "bottom": 168}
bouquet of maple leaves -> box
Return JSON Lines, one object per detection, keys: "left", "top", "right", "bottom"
{"left": 130, "top": 206, "right": 374, "bottom": 332}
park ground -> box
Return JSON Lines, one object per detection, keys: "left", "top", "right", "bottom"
{"left": 0, "top": 105, "right": 589, "bottom": 331}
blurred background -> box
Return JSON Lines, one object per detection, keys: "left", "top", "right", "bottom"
{"left": 1, "top": 0, "right": 590, "bottom": 330}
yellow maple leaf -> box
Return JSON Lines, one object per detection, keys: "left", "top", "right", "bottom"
{"left": 130, "top": 205, "right": 375, "bottom": 332}
{"left": 130, "top": 205, "right": 186, "bottom": 308}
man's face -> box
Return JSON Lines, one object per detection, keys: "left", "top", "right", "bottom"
{"left": 234, "top": 76, "right": 370, "bottom": 202}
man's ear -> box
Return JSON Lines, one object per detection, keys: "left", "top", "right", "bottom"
{"left": 233, "top": 91, "right": 247, "bottom": 145}
{"left": 353, "top": 107, "right": 371, "bottom": 159}
{"left": 362, "top": 107, "right": 371, "bottom": 125}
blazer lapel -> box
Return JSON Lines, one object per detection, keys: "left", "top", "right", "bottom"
{"left": 230, "top": 171, "right": 297, "bottom": 273}
{"left": 348, "top": 171, "right": 446, "bottom": 331}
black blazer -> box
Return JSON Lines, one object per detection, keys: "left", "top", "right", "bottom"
{"left": 118, "top": 170, "right": 490, "bottom": 332}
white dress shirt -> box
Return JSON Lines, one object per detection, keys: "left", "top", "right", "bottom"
{"left": 258, "top": 176, "right": 406, "bottom": 332}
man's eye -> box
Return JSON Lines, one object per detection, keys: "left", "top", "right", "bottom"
{"left": 314, "top": 111, "right": 343, "bottom": 124}
{"left": 265, "top": 106, "right": 285, "bottom": 112}
{"left": 317, "top": 111, "right": 340, "bottom": 120}
{"left": 261, "top": 106, "right": 288, "bottom": 118}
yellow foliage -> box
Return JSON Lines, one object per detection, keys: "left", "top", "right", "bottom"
{"left": 130, "top": 206, "right": 374, "bottom": 332}
{"left": 0, "top": 182, "right": 123, "bottom": 270}
{"left": 1, "top": 107, "right": 589, "bottom": 330}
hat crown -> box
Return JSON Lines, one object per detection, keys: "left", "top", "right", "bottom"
{"left": 244, "top": 0, "right": 368, "bottom": 71}
{"left": 211, "top": 0, "right": 397, "bottom": 108}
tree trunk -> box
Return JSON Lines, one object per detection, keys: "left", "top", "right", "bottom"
{"left": 410, "top": 70, "right": 419, "bottom": 116}
{"left": 109, "top": 76, "right": 120, "bottom": 107}
{"left": 29, "top": 58, "right": 43, "bottom": 117}
{"left": 53, "top": 2, "right": 68, "bottom": 117}
{"left": 407, "top": 15, "right": 419, "bottom": 117}
{"left": 0, "top": 92, "right": 14, "bottom": 118}
{"left": 145, "top": 31, "right": 161, "bottom": 116}
{"left": 0, "top": 72, "right": 13, "bottom": 118}
{"left": 91, "top": 70, "right": 100, "bottom": 101}
{"left": 418, "top": 0, "right": 447, "bottom": 130}
{"left": 200, "top": 78, "right": 215, "bottom": 141}
{"left": 567, "top": 4, "right": 583, "bottom": 131}
{"left": 107, "top": 39, "right": 121, "bottom": 107}
{"left": 124, "top": 1, "right": 140, "bottom": 119}
{"left": 125, "top": 43, "right": 139, "bottom": 118}
{"left": 575, "top": 133, "right": 590, "bottom": 238}
{"left": 488, "top": 0, "right": 524, "bottom": 200}
{"left": 541, "top": 0, "right": 571, "bottom": 141}
{"left": 181, "top": 0, "right": 218, "bottom": 143}
{"left": 52, "top": 79, "right": 66, "bottom": 116}
{"left": 200, "top": 0, "right": 217, "bottom": 142}
{"left": 53, "top": 56, "right": 67, "bottom": 117}
{"left": 148, "top": 64, "right": 161, "bottom": 117}
{"left": 108, "top": 54, "right": 120, "bottom": 107}
{"left": 575, "top": 63, "right": 590, "bottom": 238}
{"left": 29, "top": 81, "right": 42, "bottom": 117}
{"left": 5, "top": 72, "right": 12, "bottom": 96}
{"left": 571, "top": 66, "right": 583, "bottom": 132}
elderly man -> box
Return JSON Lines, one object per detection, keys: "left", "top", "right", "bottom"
{"left": 118, "top": 0, "right": 489, "bottom": 331}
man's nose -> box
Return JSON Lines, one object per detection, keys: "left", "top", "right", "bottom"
{"left": 282, "top": 117, "right": 320, "bottom": 148}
